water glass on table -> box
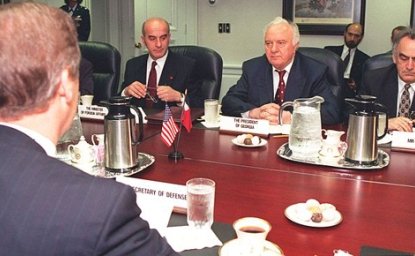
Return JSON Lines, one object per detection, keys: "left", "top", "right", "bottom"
{"left": 204, "top": 99, "right": 219, "bottom": 126}
{"left": 186, "top": 177, "right": 215, "bottom": 229}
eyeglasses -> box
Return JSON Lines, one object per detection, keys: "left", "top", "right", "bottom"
{"left": 146, "top": 91, "right": 158, "bottom": 103}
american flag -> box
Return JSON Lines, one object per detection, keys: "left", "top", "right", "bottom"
{"left": 161, "top": 103, "right": 179, "bottom": 147}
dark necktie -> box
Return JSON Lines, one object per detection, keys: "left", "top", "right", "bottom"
{"left": 343, "top": 48, "right": 351, "bottom": 68}
{"left": 146, "top": 61, "right": 157, "bottom": 108}
{"left": 398, "top": 84, "right": 412, "bottom": 117}
{"left": 274, "top": 70, "right": 287, "bottom": 105}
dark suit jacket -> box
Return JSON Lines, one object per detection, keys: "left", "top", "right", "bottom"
{"left": 360, "top": 64, "right": 415, "bottom": 117}
{"left": 120, "top": 50, "right": 200, "bottom": 108}
{"left": 0, "top": 126, "right": 178, "bottom": 256}
{"left": 324, "top": 45, "right": 370, "bottom": 98}
{"left": 60, "top": 4, "right": 91, "bottom": 41}
{"left": 80, "top": 57, "right": 94, "bottom": 95}
{"left": 221, "top": 52, "right": 341, "bottom": 125}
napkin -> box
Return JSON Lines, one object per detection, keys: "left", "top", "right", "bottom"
{"left": 163, "top": 226, "right": 223, "bottom": 252}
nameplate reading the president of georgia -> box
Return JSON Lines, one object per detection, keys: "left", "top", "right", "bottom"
{"left": 219, "top": 116, "right": 270, "bottom": 136}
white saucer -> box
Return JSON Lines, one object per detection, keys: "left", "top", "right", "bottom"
{"left": 201, "top": 121, "right": 220, "bottom": 128}
{"left": 219, "top": 238, "right": 283, "bottom": 256}
{"left": 284, "top": 203, "right": 342, "bottom": 228}
{"left": 232, "top": 137, "right": 267, "bottom": 148}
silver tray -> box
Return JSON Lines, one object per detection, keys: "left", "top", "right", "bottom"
{"left": 90, "top": 152, "right": 155, "bottom": 178}
{"left": 276, "top": 143, "right": 389, "bottom": 170}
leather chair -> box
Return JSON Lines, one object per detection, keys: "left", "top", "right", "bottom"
{"left": 362, "top": 52, "right": 393, "bottom": 75}
{"left": 79, "top": 41, "right": 121, "bottom": 104}
{"left": 169, "top": 45, "right": 223, "bottom": 104}
{"left": 297, "top": 47, "right": 344, "bottom": 99}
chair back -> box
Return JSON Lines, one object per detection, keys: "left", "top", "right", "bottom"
{"left": 79, "top": 41, "right": 121, "bottom": 104}
{"left": 362, "top": 53, "right": 393, "bottom": 75}
{"left": 169, "top": 45, "right": 223, "bottom": 101}
{"left": 297, "top": 47, "right": 344, "bottom": 99}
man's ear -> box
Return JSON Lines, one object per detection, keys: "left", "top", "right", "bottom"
{"left": 58, "top": 69, "right": 78, "bottom": 103}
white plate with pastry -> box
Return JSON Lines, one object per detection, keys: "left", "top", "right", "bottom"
{"left": 232, "top": 134, "right": 267, "bottom": 148}
{"left": 284, "top": 199, "right": 342, "bottom": 228}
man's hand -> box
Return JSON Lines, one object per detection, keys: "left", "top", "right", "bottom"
{"left": 388, "top": 117, "right": 413, "bottom": 132}
{"left": 157, "top": 85, "right": 182, "bottom": 102}
{"left": 125, "top": 81, "right": 147, "bottom": 98}
{"left": 248, "top": 103, "right": 291, "bottom": 124}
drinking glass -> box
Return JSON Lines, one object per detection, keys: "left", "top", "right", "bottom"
{"left": 186, "top": 178, "right": 215, "bottom": 229}
{"left": 204, "top": 99, "right": 219, "bottom": 126}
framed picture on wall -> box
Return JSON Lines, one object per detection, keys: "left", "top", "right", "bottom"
{"left": 282, "top": 0, "right": 366, "bottom": 35}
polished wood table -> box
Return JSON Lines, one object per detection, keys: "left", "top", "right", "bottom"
{"left": 82, "top": 120, "right": 415, "bottom": 256}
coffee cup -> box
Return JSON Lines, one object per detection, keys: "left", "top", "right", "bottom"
{"left": 80, "top": 95, "right": 94, "bottom": 106}
{"left": 233, "top": 217, "right": 271, "bottom": 256}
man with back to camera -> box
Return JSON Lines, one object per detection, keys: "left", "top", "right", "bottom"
{"left": 360, "top": 27, "right": 415, "bottom": 132}
{"left": 0, "top": 2, "right": 179, "bottom": 255}
{"left": 221, "top": 16, "right": 341, "bottom": 125}
{"left": 120, "top": 17, "right": 204, "bottom": 108}
{"left": 325, "top": 23, "right": 370, "bottom": 98}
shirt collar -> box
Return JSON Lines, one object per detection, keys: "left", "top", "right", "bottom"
{"left": 0, "top": 122, "right": 56, "bottom": 157}
{"left": 148, "top": 50, "right": 168, "bottom": 68}
{"left": 273, "top": 58, "right": 294, "bottom": 75}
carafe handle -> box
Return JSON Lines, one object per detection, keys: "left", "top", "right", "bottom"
{"left": 375, "top": 102, "right": 388, "bottom": 140}
{"left": 128, "top": 104, "right": 144, "bottom": 145}
{"left": 278, "top": 101, "right": 293, "bottom": 125}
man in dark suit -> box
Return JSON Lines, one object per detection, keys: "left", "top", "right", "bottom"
{"left": 60, "top": 0, "right": 91, "bottom": 41}
{"left": 325, "top": 23, "right": 370, "bottom": 98}
{"left": 0, "top": 3, "right": 178, "bottom": 255}
{"left": 360, "top": 27, "right": 415, "bottom": 132}
{"left": 120, "top": 17, "right": 203, "bottom": 108}
{"left": 221, "top": 17, "right": 340, "bottom": 125}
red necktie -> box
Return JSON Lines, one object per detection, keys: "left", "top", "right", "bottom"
{"left": 275, "top": 70, "right": 286, "bottom": 105}
{"left": 146, "top": 61, "right": 157, "bottom": 108}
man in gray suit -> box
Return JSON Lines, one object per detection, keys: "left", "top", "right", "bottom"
{"left": 0, "top": 2, "right": 178, "bottom": 255}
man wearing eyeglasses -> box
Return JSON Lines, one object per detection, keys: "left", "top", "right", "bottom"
{"left": 120, "top": 17, "right": 201, "bottom": 108}
{"left": 221, "top": 17, "right": 340, "bottom": 125}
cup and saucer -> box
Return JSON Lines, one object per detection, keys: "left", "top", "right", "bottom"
{"left": 220, "top": 217, "right": 283, "bottom": 256}
{"left": 219, "top": 238, "right": 283, "bottom": 256}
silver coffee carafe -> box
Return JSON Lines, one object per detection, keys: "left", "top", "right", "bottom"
{"left": 102, "top": 96, "right": 143, "bottom": 173}
{"left": 344, "top": 95, "right": 388, "bottom": 165}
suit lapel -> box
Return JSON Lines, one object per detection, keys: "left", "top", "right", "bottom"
{"left": 159, "top": 52, "right": 177, "bottom": 86}
{"left": 285, "top": 54, "right": 305, "bottom": 101}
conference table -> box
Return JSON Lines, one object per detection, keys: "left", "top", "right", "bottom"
{"left": 82, "top": 119, "right": 415, "bottom": 256}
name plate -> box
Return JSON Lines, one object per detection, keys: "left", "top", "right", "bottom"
{"left": 78, "top": 105, "right": 147, "bottom": 123}
{"left": 116, "top": 176, "right": 187, "bottom": 209}
{"left": 219, "top": 116, "right": 269, "bottom": 136}
{"left": 391, "top": 131, "right": 415, "bottom": 150}
{"left": 78, "top": 105, "right": 108, "bottom": 120}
